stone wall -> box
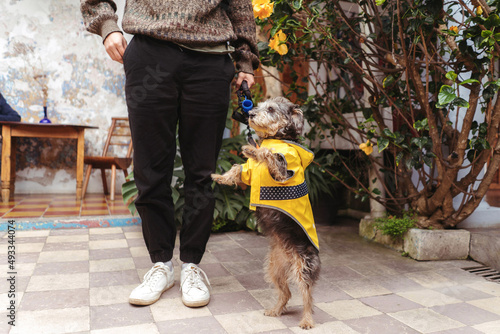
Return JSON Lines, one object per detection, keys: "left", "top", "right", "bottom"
{"left": 0, "top": 0, "right": 128, "bottom": 194}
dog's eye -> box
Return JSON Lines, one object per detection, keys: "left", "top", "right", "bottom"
{"left": 268, "top": 106, "right": 275, "bottom": 113}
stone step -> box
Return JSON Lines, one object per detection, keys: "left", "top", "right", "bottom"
{"left": 467, "top": 228, "right": 500, "bottom": 271}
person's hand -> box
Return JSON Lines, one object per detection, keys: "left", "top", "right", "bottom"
{"left": 103, "top": 32, "right": 127, "bottom": 64}
{"left": 235, "top": 72, "right": 255, "bottom": 90}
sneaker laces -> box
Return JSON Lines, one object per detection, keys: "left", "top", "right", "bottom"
{"left": 180, "top": 265, "right": 211, "bottom": 294}
{"left": 140, "top": 264, "right": 169, "bottom": 290}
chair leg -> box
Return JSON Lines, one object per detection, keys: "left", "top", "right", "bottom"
{"left": 82, "top": 165, "right": 92, "bottom": 199}
{"left": 110, "top": 164, "right": 117, "bottom": 201}
{"left": 101, "top": 168, "right": 109, "bottom": 195}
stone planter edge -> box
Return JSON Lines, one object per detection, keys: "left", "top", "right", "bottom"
{"left": 359, "top": 218, "right": 471, "bottom": 260}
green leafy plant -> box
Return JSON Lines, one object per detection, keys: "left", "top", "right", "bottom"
{"left": 375, "top": 213, "right": 416, "bottom": 240}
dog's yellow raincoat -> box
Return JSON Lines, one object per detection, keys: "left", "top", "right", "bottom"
{"left": 240, "top": 139, "right": 319, "bottom": 250}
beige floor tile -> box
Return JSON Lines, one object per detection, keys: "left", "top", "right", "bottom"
{"left": 468, "top": 297, "right": 500, "bottom": 316}
{"left": 90, "top": 284, "right": 137, "bottom": 306}
{"left": 89, "top": 239, "right": 128, "bottom": 250}
{"left": 249, "top": 288, "right": 304, "bottom": 310}
{"left": 10, "top": 306, "right": 89, "bottom": 334}
{"left": 397, "top": 289, "right": 462, "bottom": 307}
{"left": 389, "top": 308, "right": 465, "bottom": 333}
{"left": 472, "top": 320, "right": 500, "bottom": 334}
{"left": 27, "top": 273, "right": 89, "bottom": 292}
{"left": 290, "top": 321, "right": 361, "bottom": 334}
{"left": 467, "top": 282, "right": 500, "bottom": 297}
{"left": 38, "top": 250, "right": 89, "bottom": 263}
{"left": 0, "top": 243, "right": 45, "bottom": 255}
{"left": 129, "top": 246, "right": 149, "bottom": 258}
{"left": 12, "top": 230, "right": 50, "bottom": 238}
{"left": 46, "top": 234, "right": 89, "bottom": 243}
{"left": 89, "top": 227, "right": 123, "bottom": 235}
{"left": 12, "top": 262, "right": 36, "bottom": 277}
{"left": 91, "top": 323, "right": 160, "bottom": 334}
{"left": 0, "top": 292, "right": 24, "bottom": 308}
{"left": 335, "top": 279, "right": 392, "bottom": 299}
{"left": 405, "top": 271, "right": 457, "bottom": 289}
{"left": 90, "top": 258, "right": 136, "bottom": 273}
{"left": 215, "top": 310, "right": 288, "bottom": 334}
{"left": 150, "top": 297, "right": 212, "bottom": 322}
{"left": 199, "top": 252, "right": 219, "bottom": 264}
{"left": 210, "top": 275, "right": 246, "bottom": 294}
{"left": 124, "top": 232, "right": 143, "bottom": 239}
{"left": 316, "top": 300, "right": 382, "bottom": 320}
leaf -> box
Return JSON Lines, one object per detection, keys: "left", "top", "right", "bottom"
{"left": 382, "top": 75, "right": 395, "bottom": 88}
{"left": 423, "top": 155, "right": 433, "bottom": 167}
{"left": 375, "top": 0, "right": 386, "bottom": 5}
{"left": 484, "top": 14, "right": 500, "bottom": 29}
{"left": 396, "top": 151, "right": 404, "bottom": 166}
{"left": 481, "top": 30, "right": 493, "bottom": 38}
{"left": 445, "top": 71, "right": 457, "bottom": 81}
{"left": 172, "top": 187, "right": 180, "bottom": 204}
{"left": 377, "top": 137, "right": 390, "bottom": 152}
{"left": 438, "top": 85, "right": 457, "bottom": 105}
{"left": 292, "top": 0, "right": 303, "bottom": 10}
{"left": 459, "top": 79, "right": 480, "bottom": 85}
{"left": 454, "top": 97, "right": 470, "bottom": 108}
{"left": 382, "top": 128, "right": 396, "bottom": 139}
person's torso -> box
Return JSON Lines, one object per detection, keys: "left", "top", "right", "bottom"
{"left": 121, "top": 0, "right": 237, "bottom": 47}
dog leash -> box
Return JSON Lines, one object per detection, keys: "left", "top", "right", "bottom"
{"left": 232, "top": 80, "right": 258, "bottom": 148}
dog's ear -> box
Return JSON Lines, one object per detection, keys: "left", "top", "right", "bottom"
{"left": 290, "top": 105, "right": 304, "bottom": 137}
{"left": 278, "top": 104, "right": 304, "bottom": 139}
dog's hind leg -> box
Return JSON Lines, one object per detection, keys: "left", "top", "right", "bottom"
{"left": 264, "top": 244, "right": 291, "bottom": 317}
{"left": 296, "top": 247, "right": 320, "bottom": 330}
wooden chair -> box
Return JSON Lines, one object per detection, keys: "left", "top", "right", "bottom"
{"left": 82, "top": 117, "right": 133, "bottom": 201}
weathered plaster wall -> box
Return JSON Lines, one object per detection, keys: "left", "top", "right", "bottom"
{"left": 0, "top": 0, "right": 129, "bottom": 194}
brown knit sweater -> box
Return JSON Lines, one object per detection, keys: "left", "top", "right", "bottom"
{"left": 80, "top": 0, "right": 259, "bottom": 74}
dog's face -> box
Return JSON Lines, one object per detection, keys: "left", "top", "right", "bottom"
{"left": 248, "top": 97, "right": 304, "bottom": 140}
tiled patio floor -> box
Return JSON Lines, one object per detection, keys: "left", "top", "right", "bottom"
{"left": 0, "top": 194, "right": 130, "bottom": 219}
{"left": 1, "top": 218, "right": 500, "bottom": 333}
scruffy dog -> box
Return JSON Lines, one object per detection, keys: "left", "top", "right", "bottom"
{"left": 211, "top": 97, "right": 321, "bottom": 329}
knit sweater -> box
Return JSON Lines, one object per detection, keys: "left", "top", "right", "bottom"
{"left": 80, "top": 0, "right": 259, "bottom": 74}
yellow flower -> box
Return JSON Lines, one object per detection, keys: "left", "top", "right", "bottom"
{"left": 359, "top": 140, "right": 373, "bottom": 155}
{"left": 269, "top": 30, "right": 288, "bottom": 55}
{"left": 477, "top": 5, "right": 483, "bottom": 16}
{"left": 450, "top": 26, "right": 458, "bottom": 34}
{"left": 253, "top": 0, "right": 274, "bottom": 19}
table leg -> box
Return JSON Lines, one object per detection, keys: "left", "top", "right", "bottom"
{"left": 76, "top": 129, "right": 85, "bottom": 200}
{"left": 10, "top": 139, "right": 16, "bottom": 196}
{"left": 1, "top": 125, "right": 12, "bottom": 204}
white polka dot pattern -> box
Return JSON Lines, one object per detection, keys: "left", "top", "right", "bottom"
{"left": 259, "top": 181, "right": 308, "bottom": 201}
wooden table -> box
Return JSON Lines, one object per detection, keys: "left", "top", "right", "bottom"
{"left": 0, "top": 122, "right": 98, "bottom": 204}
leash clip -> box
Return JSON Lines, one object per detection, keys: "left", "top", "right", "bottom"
{"left": 232, "top": 80, "right": 257, "bottom": 147}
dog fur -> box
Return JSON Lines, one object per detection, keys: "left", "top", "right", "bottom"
{"left": 211, "top": 96, "right": 321, "bottom": 329}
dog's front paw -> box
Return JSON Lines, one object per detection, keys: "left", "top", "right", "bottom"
{"left": 242, "top": 145, "right": 258, "bottom": 159}
{"left": 211, "top": 174, "right": 225, "bottom": 184}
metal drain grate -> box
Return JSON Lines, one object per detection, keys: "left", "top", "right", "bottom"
{"left": 462, "top": 266, "right": 500, "bottom": 283}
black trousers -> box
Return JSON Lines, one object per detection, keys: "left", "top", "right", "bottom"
{"left": 123, "top": 35, "right": 235, "bottom": 264}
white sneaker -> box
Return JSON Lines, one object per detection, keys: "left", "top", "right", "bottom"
{"left": 129, "top": 262, "right": 174, "bottom": 305}
{"left": 180, "top": 263, "right": 211, "bottom": 307}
